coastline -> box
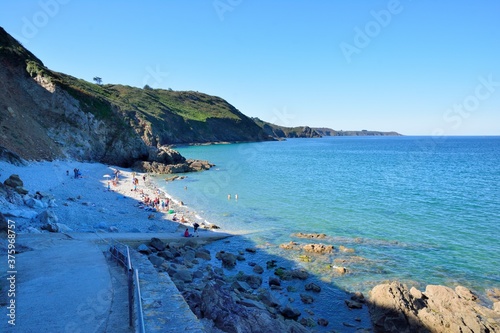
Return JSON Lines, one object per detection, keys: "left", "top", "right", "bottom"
{"left": 0, "top": 160, "right": 373, "bottom": 332}
{"left": 1, "top": 159, "right": 499, "bottom": 332}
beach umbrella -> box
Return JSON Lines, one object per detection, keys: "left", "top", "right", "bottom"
{"left": 103, "top": 174, "right": 111, "bottom": 178}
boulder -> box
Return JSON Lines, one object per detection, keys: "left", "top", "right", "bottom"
{"left": 252, "top": 264, "right": 264, "bottom": 274}
{"left": 41, "top": 223, "right": 71, "bottom": 233}
{"left": 317, "top": 318, "right": 329, "bottom": 327}
{"left": 137, "top": 244, "right": 152, "bottom": 255}
{"left": 345, "top": 299, "right": 363, "bottom": 309}
{"left": 279, "top": 305, "right": 301, "bottom": 320}
{"left": 3, "top": 174, "right": 23, "bottom": 188}
{"left": 199, "top": 281, "right": 309, "bottom": 333}
{"left": 369, "top": 282, "right": 500, "bottom": 333}
{"left": 32, "top": 210, "right": 58, "bottom": 225}
{"left": 187, "top": 159, "right": 214, "bottom": 171}
{"left": 305, "top": 282, "right": 321, "bottom": 293}
{"left": 173, "top": 269, "right": 193, "bottom": 283}
{"left": 299, "top": 317, "right": 316, "bottom": 328}
{"left": 266, "top": 260, "right": 277, "bottom": 269}
{"left": 257, "top": 289, "right": 279, "bottom": 308}
{"left": 1, "top": 185, "right": 24, "bottom": 206}
{"left": 332, "top": 265, "right": 347, "bottom": 274}
{"left": 290, "top": 269, "right": 309, "bottom": 280}
{"left": 34, "top": 191, "right": 56, "bottom": 207}
{"left": 231, "top": 280, "right": 253, "bottom": 293}
{"left": 269, "top": 277, "right": 281, "bottom": 287}
{"left": 280, "top": 241, "right": 301, "bottom": 250}
{"left": 300, "top": 293, "right": 314, "bottom": 304}
{"left": 236, "top": 273, "right": 262, "bottom": 289}
{"left": 195, "top": 248, "right": 211, "bottom": 261}
{"left": 215, "top": 251, "right": 237, "bottom": 268}
{"left": 157, "top": 250, "right": 175, "bottom": 260}
{"left": 293, "top": 232, "right": 327, "bottom": 239}
{"left": 339, "top": 245, "right": 355, "bottom": 253}
{"left": 3, "top": 174, "right": 28, "bottom": 195}
{"left": 41, "top": 223, "right": 59, "bottom": 233}
{"left": 302, "top": 243, "right": 334, "bottom": 254}
{"left": 55, "top": 223, "right": 72, "bottom": 233}
{"left": 148, "top": 255, "right": 164, "bottom": 267}
{"left": 150, "top": 237, "right": 166, "bottom": 251}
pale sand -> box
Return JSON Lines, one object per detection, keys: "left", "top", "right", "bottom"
{"left": 0, "top": 160, "right": 224, "bottom": 238}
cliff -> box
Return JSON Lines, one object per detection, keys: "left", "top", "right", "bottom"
{"left": 314, "top": 128, "right": 402, "bottom": 136}
{"left": 0, "top": 27, "right": 270, "bottom": 167}
{"left": 252, "top": 118, "right": 322, "bottom": 139}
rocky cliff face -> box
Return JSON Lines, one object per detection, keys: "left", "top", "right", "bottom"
{"left": 0, "top": 27, "right": 270, "bottom": 168}
{"left": 252, "top": 118, "right": 322, "bottom": 139}
{"left": 313, "top": 128, "right": 402, "bottom": 136}
{"left": 0, "top": 28, "right": 148, "bottom": 165}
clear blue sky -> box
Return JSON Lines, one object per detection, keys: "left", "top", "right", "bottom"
{"left": 1, "top": 0, "right": 499, "bottom": 135}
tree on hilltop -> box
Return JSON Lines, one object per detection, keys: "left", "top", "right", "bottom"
{"left": 93, "top": 76, "right": 102, "bottom": 85}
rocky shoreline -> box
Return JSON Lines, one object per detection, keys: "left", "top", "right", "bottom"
{"left": 1, "top": 160, "right": 499, "bottom": 332}
{"left": 136, "top": 236, "right": 371, "bottom": 332}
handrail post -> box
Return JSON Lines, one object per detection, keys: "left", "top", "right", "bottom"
{"left": 126, "top": 246, "right": 134, "bottom": 328}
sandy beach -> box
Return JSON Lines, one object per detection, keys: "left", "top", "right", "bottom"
{"left": 0, "top": 160, "right": 217, "bottom": 236}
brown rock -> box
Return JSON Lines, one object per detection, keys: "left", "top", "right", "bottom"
{"left": 302, "top": 243, "right": 334, "bottom": 254}
{"left": 4, "top": 174, "right": 23, "bottom": 188}
{"left": 339, "top": 245, "right": 355, "bottom": 253}
{"left": 368, "top": 282, "right": 500, "bottom": 333}
{"left": 293, "top": 232, "right": 327, "bottom": 239}
{"left": 279, "top": 241, "right": 301, "bottom": 250}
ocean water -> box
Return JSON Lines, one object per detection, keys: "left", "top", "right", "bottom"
{"left": 154, "top": 136, "right": 500, "bottom": 297}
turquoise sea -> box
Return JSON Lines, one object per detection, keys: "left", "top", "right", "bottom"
{"left": 155, "top": 136, "right": 500, "bottom": 298}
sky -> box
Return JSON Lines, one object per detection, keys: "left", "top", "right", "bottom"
{"left": 1, "top": 0, "right": 499, "bottom": 135}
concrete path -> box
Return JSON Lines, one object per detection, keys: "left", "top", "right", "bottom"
{"left": 0, "top": 232, "right": 230, "bottom": 332}
{"left": 1, "top": 233, "right": 119, "bottom": 333}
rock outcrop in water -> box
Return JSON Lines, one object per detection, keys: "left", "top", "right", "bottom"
{"left": 368, "top": 281, "right": 500, "bottom": 333}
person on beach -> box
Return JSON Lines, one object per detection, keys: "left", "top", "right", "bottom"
{"left": 184, "top": 228, "right": 191, "bottom": 237}
{"left": 193, "top": 222, "right": 199, "bottom": 237}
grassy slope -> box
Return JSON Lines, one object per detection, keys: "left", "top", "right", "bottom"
{"left": 1, "top": 27, "right": 260, "bottom": 144}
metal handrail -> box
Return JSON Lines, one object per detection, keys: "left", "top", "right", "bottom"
{"left": 108, "top": 243, "right": 146, "bottom": 333}
{"left": 134, "top": 269, "right": 146, "bottom": 333}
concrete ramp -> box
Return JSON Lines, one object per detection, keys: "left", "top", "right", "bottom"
{"left": 1, "top": 236, "right": 113, "bottom": 333}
